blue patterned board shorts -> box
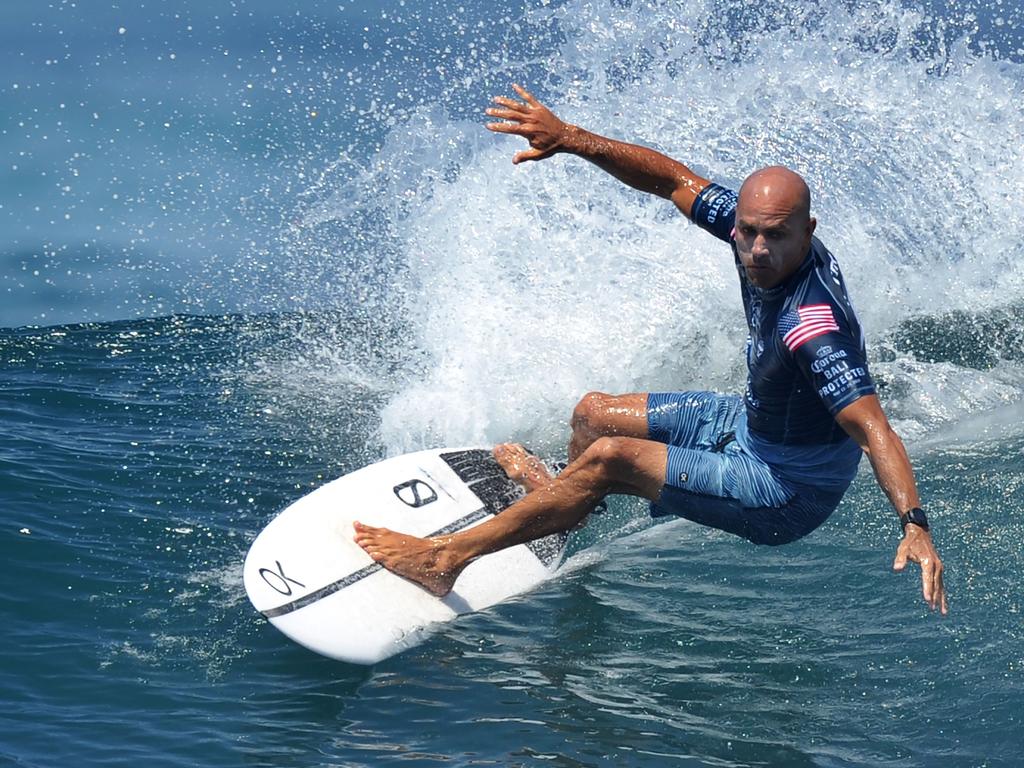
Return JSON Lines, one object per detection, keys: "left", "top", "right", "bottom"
{"left": 646, "top": 391, "right": 845, "bottom": 545}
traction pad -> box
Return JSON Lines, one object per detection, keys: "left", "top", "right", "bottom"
{"left": 440, "top": 449, "right": 567, "bottom": 568}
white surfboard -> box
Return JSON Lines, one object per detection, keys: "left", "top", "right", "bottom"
{"left": 243, "top": 447, "right": 567, "bottom": 664}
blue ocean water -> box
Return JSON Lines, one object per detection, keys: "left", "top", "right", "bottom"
{"left": 3, "top": 0, "right": 1024, "bottom": 765}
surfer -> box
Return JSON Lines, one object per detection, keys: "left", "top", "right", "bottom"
{"left": 354, "top": 84, "right": 948, "bottom": 614}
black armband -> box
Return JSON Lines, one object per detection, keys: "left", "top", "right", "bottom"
{"left": 690, "top": 183, "right": 738, "bottom": 243}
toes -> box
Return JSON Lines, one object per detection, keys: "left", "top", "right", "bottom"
{"left": 494, "top": 443, "right": 526, "bottom": 457}
{"left": 353, "top": 523, "right": 384, "bottom": 550}
{"left": 353, "top": 521, "right": 390, "bottom": 540}
{"left": 493, "top": 443, "right": 514, "bottom": 459}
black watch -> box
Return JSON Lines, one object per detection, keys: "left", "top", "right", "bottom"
{"left": 899, "top": 507, "right": 930, "bottom": 533}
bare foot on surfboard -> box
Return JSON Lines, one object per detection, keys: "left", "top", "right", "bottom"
{"left": 352, "top": 522, "right": 463, "bottom": 597}
{"left": 493, "top": 443, "right": 554, "bottom": 493}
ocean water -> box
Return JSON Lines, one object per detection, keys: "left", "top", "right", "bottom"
{"left": 2, "top": 0, "right": 1023, "bottom": 766}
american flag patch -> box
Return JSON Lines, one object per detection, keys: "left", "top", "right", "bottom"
{"left": 778, "top": 304, "right": 840, "bottom": 351}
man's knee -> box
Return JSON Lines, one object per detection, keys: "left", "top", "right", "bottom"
{"left": 572, "top": 435, "right": 667, "bottom": 500}
{"left": 572, "top": 391, "right": 615, "bottom": 433}
{"left": 579, "top": 436, "right": 637, "bottom": 478}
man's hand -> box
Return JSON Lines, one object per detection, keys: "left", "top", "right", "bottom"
{"left": 893, "top": 525, "right": 948, "bottom": 614}
{"left": 483, "top": 83, "right": 708, "bottom": 212}
{"left": 485, "top": 84, "right": 571, "bottom": 164}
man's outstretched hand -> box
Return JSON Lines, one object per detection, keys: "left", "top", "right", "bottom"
{"left": 893, "top": 525, "right": 948, "bottom": 614}
{"left": 485, "top": 84, "right": 572, "bottom": 164}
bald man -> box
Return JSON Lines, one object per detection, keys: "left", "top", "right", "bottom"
{"left": 354, "top": 85, "right": 948, "bottom": 614}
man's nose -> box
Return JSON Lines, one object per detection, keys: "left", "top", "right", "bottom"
{"left": 752, "top": 235, "right": 770, "bottom": 260}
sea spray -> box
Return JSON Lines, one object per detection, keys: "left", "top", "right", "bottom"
{"left": 250, "top": 0, "right": 1024, "bottom": 454}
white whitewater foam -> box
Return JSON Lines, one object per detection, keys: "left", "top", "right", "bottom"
{"left": 285, "top": 0, "right": 1024, "bottom": 453}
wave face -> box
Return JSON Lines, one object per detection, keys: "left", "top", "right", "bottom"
{"left": 2, "top": 313, "right": 1023, "bottom": 766}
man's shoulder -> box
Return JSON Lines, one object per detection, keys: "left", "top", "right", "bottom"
{"left": 776, "top": 237, "right": 868, "bottom": 353}
{"left": 785, "top": 238, "right": 854, "bottom": 307}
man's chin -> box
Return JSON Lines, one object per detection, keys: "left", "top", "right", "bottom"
{"left": 744, "top": 267, "right": 776, "bottom": 287}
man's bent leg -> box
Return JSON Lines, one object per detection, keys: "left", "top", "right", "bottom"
{"left": 353, "top": 436, "right": 668, "bottom": 596}
{"left": 570, "top": 391, "right": 743, "bottom": 462}
{"left": 569, "top": 392, "right": 650, "bottom": 461}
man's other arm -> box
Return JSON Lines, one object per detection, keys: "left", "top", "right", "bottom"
{"left": 485, "top": 84, "right": 711, "bottom": 218}
{"left": 835, "top": 394, "right": 949, "bottom": 614}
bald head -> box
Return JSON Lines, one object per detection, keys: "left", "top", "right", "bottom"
{"left": 739, "top": 166, "right": 812, "bottom": 224}
{"left": 733, "top": 166, "right": 816, "bottom": 289}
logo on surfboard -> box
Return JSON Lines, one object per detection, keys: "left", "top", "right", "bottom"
{"left": 259, "top": 560, "right": 307, "bottom": 596}
{"left": 393, "top": 479, "right": 438, "bottom": 508}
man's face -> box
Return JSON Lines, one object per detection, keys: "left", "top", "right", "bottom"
{"left": 733, "top": 188, "right": 815, "bottom": 289}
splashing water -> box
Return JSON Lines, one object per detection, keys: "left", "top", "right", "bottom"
{"left": 247, "top": 0, "right": 1024, "bottom": 455}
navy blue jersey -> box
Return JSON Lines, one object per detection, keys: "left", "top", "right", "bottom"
{"left": 690, "top": 183, "right": 875, "bottom": 489}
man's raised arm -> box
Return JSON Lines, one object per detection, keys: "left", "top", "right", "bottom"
{"left": 485, "top": 84, "right": 710, "bottom": 218}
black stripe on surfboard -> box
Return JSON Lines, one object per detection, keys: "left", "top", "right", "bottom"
{"left": 260, "top": 506, "right": 493, "bottom": 619}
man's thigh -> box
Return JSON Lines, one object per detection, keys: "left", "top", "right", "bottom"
{"left": 647, "top": 391, "right": 744, "bottom": 449}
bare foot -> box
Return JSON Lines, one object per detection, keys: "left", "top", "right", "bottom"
{"left": 493, "top": 443, "right": 554, "bottom": 493}
{"left": 352, "top": 521, "right": 464, "bottom": 597}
